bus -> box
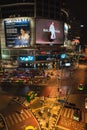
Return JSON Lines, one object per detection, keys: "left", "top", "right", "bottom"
{"left": 26, "top": 91, "right": 37, "bottom": 102}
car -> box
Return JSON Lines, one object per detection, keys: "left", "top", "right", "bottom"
{"left": 25, "top": 126, "right": 35, "bottom": 130}
{"left": 73, "top": 109, "right": 81, "bottom": 121}
{"left": 85, "top": 98, "right": 87, "bottom": 109}
{"left": 58, "top": 99, "right": 66, "bottom": 103}
{"left": 79, "top": 55, "right": 87, "bottom": 61}
{"left": 77, "top": 84, "right": 85, "bottom": 91}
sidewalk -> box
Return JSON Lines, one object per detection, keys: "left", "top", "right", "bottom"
{"left": 57, "top": 125, "right": 71, "bottom": 130}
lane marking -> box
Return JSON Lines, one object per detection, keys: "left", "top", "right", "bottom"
{"left": 15, "top": 113, "right": 22, "bottom": 122}
{"left": 5, "top": 117, "right": 11, "bottom": 128}
{"left": 11, "top": 114, "right": 19, "bottom": 123}
{"left": 8, "top": 115, "right": 14, "bottom": 125}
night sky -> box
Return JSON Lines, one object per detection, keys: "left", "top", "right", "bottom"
{"left": 68, "top": 1, "right": 87, "bottom": 24}
{"left": 67, "top": 1, "right": 87, "bottom": 44}
{"left": 0, "top": 0, "right": 87, "bottom": 24}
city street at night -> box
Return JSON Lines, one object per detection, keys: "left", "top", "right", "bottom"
{"left": 0, "top": 1, "right": 87, "bottom": 130}
{"left": 0, "top": 62, "right": 87, "bottom": 130}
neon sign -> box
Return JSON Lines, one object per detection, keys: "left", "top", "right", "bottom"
{"left": 60, "top": 54, "right": 66, "bottom": 59}
{"left": 19, "top": 56, "right": 34, "bottom": 62}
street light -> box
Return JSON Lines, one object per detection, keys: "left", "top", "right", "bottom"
{"left": 57, "top": 74, "right": 62, "bottom": 99}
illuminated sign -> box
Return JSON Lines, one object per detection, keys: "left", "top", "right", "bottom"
{"left": 36, "top": 19, "right": 64, "bottom": 44}
{"left": 65, "top": 63, "right": 71, "bottom": 67}
{"left": 60, "top": 54, "right": 66, "bottom": 59}
{"left": 64, "top": 23, "right": 69, "bottom": 33}
{"left": 19, "top": 56, "right": 34, "bottom": 62}
{"left": 40, "top": 51, "right": 46, "bottom": 55}
{"left": 4, "top": 17, "right": 31, "bottom": 48}
{"left": 5, "top": 18, "right": 29, "bottom": 23}
{"left": 36, "top": 55, "right": 48, "bottom": 61}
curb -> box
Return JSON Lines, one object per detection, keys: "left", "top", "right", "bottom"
{"left": 0, "top": 113, "right": 8, "bottom": 130}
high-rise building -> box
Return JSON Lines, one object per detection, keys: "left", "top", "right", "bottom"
{"left": 0, "top": 0, "right": 75, "bottom": 69}
{"left": 68, "top": 20, "right": 81, "bottom": 41}
{"left": 0, "top": 0, "right": 61, "bottom": 19}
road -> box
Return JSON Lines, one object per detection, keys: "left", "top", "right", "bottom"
{"left": 40, "top": 62, "right": 87, "bottom": 129}
{"left": 0, "top": 98, "right": 39, "bottom": 130}
{"left": 41, "top": 63, "right": 87, "bottom": 109}
{"left": 0, "top": 62, "right": 87, "bottom": 130}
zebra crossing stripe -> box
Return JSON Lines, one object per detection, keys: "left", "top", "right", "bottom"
{"left": 67, "top": 109, "right": 72, "bottom": 118}
{"left": 15, "top": 113, "right": 22, "bottom": 122}
{"left": 70, "top": 109, "right": 74, "bottom": 119}
{"left": 61, "top": 108, "right": 87, "bottom": 124}
{"left": 5, "top": 117, "right": 11, "bottom": 128}
{"left": 61, "top": 108, "right": 65, "bottom": 115}
{"left": 8, "top": 115, "right": 14, "bottom": 125}
{"left": 63, "top": 108, "right": 68, "bottom": 117}
{"left": 20, "top": 114, "right": 26, "bottom": 120}
{"left": 4, "top": 109, "right": 32, "bottom": 128}
{"left": 62, "top": 108, "right": 74, "bottom": 119}
{"left": 22, "top": 110, "right": 29, "bottom": 119}
{"left": 25, "top": 110, "right": 31, "bottom": 117}
{"left": 82, "top": 112, "right": 85, "bottom": 122}
{"left": 5, "top": 109, "right": 32, "bottom": 127}
{"left": 11, "top": 114, "right": 19, "bottom": 123}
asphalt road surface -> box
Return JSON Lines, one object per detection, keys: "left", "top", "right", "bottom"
{"left": 0, "top": 62, "right": 87, "bottom": 130}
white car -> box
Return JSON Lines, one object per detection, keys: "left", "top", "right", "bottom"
{"left": 85, "top": 98, "right": 87, "bottom": 109}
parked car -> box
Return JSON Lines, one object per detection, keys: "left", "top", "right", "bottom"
{"left": 73, "top": 109, "right": 81, "bottom": 121}
{"left": 58, "top": 99, "right": 66, "bottom": 103}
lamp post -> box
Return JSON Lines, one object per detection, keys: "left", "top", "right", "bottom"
{"left": 57, "top": 59, "right": 65, "bottom": 100}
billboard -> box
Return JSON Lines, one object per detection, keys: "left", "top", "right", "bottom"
{"left": 4, "top": 18, "right": 31, "bottom": 48}
{"left": 36, "top": 19, "right": 64, "bottom": 44}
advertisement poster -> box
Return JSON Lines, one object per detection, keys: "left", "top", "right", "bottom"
{"left": 36, "top": 19, "right": 64, "bottom": 44}
{"left": 4, "top": 18, "right": 31, "bottom": 48}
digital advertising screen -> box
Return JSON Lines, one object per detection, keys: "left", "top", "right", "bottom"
{"left": 4, "top": 18, "right": 31, "bottom": 48}
{"left": 36, "top": 19, "right": 64, "bottom": 45}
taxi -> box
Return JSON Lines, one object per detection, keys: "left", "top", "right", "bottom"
{"left": 25, "top": 126, "right": 35, "bottom": 130}
{"left": 77, "top": 84, "right": 85, "bottom": 91}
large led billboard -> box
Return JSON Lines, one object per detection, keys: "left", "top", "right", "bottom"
{"left": 4, "top": 18, "right": 31, "bottom": 48}
{"left": 36, "top": 19, "right": 64, "bottom": 44}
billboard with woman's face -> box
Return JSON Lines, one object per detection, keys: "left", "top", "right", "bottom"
{"left": 36, "top": 19, "right": 64, "bottom": 45}
{"left": 4, "top": 18, "right": 31, "bottom": 48}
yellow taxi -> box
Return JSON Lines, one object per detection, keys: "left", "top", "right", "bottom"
{"left": 25, "top": 126, "right": 35, "bottom": 130}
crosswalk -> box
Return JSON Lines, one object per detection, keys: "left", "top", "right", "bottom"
{"left": 12, "top": 97, "right": 26, "bottom": 104}
{"left": 5, "top": 109, "right": 31, "bottom": 128}
{"left": 61, "top": 108, "right": 87, "bottom": 123}
{"left": 0, "top": 115, "right": 6, "bottom": 129}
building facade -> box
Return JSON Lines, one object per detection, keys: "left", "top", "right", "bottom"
{"left": 0, "top": 0, "right": 67, "bottom": 69}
